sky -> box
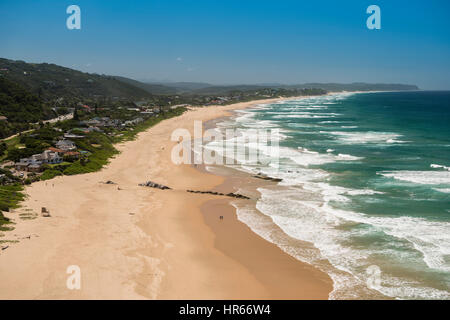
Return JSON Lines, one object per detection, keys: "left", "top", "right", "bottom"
{"left": 0, "top": 0, "right": 449, "bottom": 89}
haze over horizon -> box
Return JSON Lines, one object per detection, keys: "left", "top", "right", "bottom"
{"left": 1, "top": 0, "right": 449, "bottom": 89}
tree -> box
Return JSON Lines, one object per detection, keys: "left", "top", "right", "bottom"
{"left": 73, "top": 106, "right": 79, "bottom": 121}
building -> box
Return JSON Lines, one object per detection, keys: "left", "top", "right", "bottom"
{"left": 15, "top": 161, "right": 31, "bottom": 171}
{"left": 123, "top": 117, "right": 144, "bottom": 127}
{"left": 28, "top": 163, "right": 43, "bottom": 173}
{"left": 63, "top": 151, "right": 80, "bottom": 161}
{"left": 56, "top": 139, "right": 76, "bottom": 151}
{"left": 14, "top": 149, "right": 63, "bottom": 172}
{"left": 31, "top": 150, "right": 63, "bottom": 164}
{"left": 64, "top": 133, "right": 84, "bottom": 139}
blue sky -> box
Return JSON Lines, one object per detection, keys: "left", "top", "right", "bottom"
{"left": 1, "top": 0, "right": 449, "bottom": 89}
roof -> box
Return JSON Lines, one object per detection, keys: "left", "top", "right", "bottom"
{"left": 64, "top": 151, "right": 80, "bottom": 156}
{"left": 48, "top": 147, "right": 65, "bottom": 153}
{"left": 15, "top": 162, "right": 30, "bottom": 166}
{"left": 57, "top": 139, "right": 75, "bottom": 145}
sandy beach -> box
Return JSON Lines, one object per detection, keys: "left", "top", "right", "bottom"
{"left": 0, "top": 97, "right": 333, "bottom": 300}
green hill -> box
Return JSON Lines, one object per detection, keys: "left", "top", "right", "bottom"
{"left": 0, "top": 77, "right": 54, "bottom": 138}
{"left": 113, "top": 76, "right": 178, "bottom": 95}
{"left": 0, "top": 58, "right": 154, "bottom": 100}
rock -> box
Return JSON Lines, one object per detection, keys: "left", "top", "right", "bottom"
{"left": 1, "top": 245, "right": 9, "bottom": 251}
{"left": 104, "top": 180, "right": 116, "bottom": 185}
{"left": 253, "top": 173, "right": 282, "bottom": 182}
{"left": 226, "top": 193, "right": 251, "bottom": 200}
{"left": 41, "top": 207, "right": 51, "bottom": 217}
{"left": 186, "top": 189, "right": 250, "bottom": 199}
{"left": 139, "top": 181, "right": 171, "bottom": 190}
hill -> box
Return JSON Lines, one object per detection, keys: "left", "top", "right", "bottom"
{"left": 113, "top": 76, "right": 178, "bottom": 95}
{"left": 0, "top": 58, "right": 154, "bottom": 100}
{"left": 154, "top": 82, "right": 419, "bottom": 96}
{"left": 0, "top": 77, "right": 54, "bottom": 138}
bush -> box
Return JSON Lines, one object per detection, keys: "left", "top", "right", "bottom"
{"left": 0, "top": 211, "right": 10, "bottom": 230}
{"left": 40, "top": 169, "right": 63, "bottom": 181}
{"left": 0, "top": 184, "right": 25, "bottom": 219}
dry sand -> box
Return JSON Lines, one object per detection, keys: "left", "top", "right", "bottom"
{"left": 0, "top": 97, "right": 333, "bottom": 299}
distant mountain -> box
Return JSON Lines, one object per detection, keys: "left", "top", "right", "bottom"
{"left": 185, "top": 82, "right": 419, "bottom": 95}
{"left": 155, "top": 82, "right": 213, "bottom": 92}
{"left": 0, "top": 58, "right": 154, "bottom": 100}
{"left": 285, "top": 82, "right": 419, "bottom": 92}
{"left": 189, "top": 85, "right": 267, "bottom": 95}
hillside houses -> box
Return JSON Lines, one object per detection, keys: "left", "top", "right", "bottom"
{"left": 14, "top": 140, "right": 81, "bottom": 173}
{"left": 15, "top": 150, "right": 63, "bottom": 172}
{"left": 11, "top": 106, "right": 165, "bottom": 175}
{"left": 123, "top": 117, "right": 144, "bottom": 126}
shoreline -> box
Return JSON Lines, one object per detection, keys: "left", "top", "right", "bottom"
{"left": 0, "top": 96, "right": 333, "bottom": 299}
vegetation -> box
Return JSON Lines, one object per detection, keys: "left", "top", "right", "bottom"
{"left": 115, "top": 107, "right": 187, "bottom": 142}
{"left": 0, "top": 77, "right": 54, "bottom": 139}
{"left": 40, "top": 169, "right": 63, "bottom": 181}
{"left": 0, "top": 58, "right": 154, "bottom": 100}
{"left": 63, "top": 132, "right": 118, "bottom": 175}
{"left": 0, "top": 184, "right": 25, "bottom": 229}
{"left": 5, "top": 127, "right": 59, "bottom": 162}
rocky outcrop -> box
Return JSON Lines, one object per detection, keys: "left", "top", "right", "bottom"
{"left": 253, "top": 173, "right": 282, "bottom": 182}
{"left": 186, "top": 190, "right": 250, "bottom": 200}
{"left": 226, "top": 192, "right": 251, "bottom": 199}
{"left": 139, "top": 181, "right": 171, "bottom": 190}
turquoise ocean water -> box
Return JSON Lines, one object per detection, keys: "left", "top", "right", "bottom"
{"left": 205, "top": 91, "right": 450, "bottom": 299}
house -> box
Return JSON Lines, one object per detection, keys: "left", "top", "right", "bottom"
{"left": 85, "top": 119, "right": 102, "bottom": 126}
{"left": 32, "top": 150, "right": 63, "bottom": 164}
{"left": 63, "top": 151, "right": 80, "bottom": 161}
{"left": 48, "top": 147, "right": 65, "bottom": 154}
{"left": 15, "top": 161, "right": 31, "bottom": 171}
{"left": 15, "top": 149, "right": 63, "bottom": 172}
{"left": 86, "top": 126, "right": 103, "bottom": 133}
{"left": 81, "top": 105, "right": 92, "bottom": 112}
{"left": 64, "top": 133, "right": 84, "bottom": 139}
{"left": 28, "top": 163, "right": 43, "bottom": 173}
{"left": 56, "top": 139, "right": 76, "bottom": 151}
{"left": 123, "top": 117, "right": 144, "bottom": 127}
{"left": 127, "top": 108, "right": 140, "bottom": 112}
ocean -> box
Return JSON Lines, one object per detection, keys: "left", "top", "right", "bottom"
{"left": 204, "top": 91, "right": 450, "bottom": 299}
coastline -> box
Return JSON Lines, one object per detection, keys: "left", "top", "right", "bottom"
{"left": 0, "top": 96, "right": 333, "bottom": 299}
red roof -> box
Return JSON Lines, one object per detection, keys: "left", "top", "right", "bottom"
{"left": 48, "top": 147, "right": 65, "bottom": 153}
{"left": 64, "top": 151, "right": 80, "bottom": 156}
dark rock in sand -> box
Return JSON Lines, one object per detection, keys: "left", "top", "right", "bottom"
{"left": 253, "top": 173, "right": 282, "bottom": 182}
{"left": 186, "top": 189, "right": 250, "bottom": 199}
{"left": 139, "top": 181, "right": 171, "bottom": 190}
